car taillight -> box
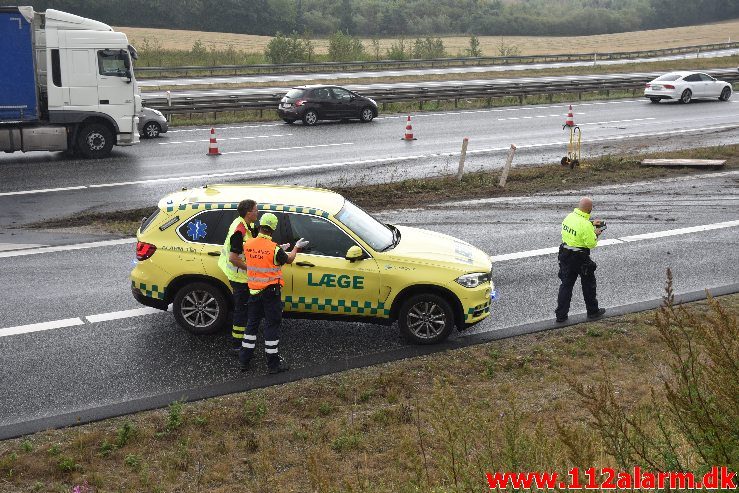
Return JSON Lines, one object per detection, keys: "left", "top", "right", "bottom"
{"left": 645, "top": 83, "right": 651, "bottom": 88}
{"left": 136, "top": 241, "right": 156, "bottom": 260}
{"left": 664, "top": 84, "right": 675, "bottom": 89}
{"left": 295, "top": 99, "right": 305, "bottom": 106}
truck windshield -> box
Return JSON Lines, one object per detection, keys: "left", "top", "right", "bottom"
{"left": 336, "top": 200, "right": 394, "bottom": 252}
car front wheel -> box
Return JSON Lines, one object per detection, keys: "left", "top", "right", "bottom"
{"left": 302, "top": 110, "right": 318, "bottom": 126}
{"left": 141, "top": 121, "right": 161, "bottom": 138}
{"left": 680, "top": 89, "right": 692, "bottom": 104}
{"left": 359, "top": 107, "right": 375, "bottom": 122}
{"left": 398, "top": 293, "right": 454, "bottom": 344}
{"left": 719, "top": 86, "right": 731, "bottom": 101}
{"left": 173, "top": 282, "right": 228, "bottom": 335}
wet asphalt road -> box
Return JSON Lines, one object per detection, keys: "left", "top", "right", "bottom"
{"left": 1, "top": 96, "right": 738, "bottom": 230}
{"left": 0, "top": 170, "right": 737, "bottom": 433}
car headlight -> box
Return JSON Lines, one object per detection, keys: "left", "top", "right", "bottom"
{"left": 152, "top": 109, "right": 164, "bottom": 117}
{"left": 455, "top": 272, "right": 491, "bottom": 288}
{"left": 367, "top": 98, "right": 377, "bottom": 106}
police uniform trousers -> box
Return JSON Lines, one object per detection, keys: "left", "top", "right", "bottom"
{"left": 229, "top": 281, "right": 249, "bottom": 344}
{"left": 239, "top": 284, "right": 283, "bottom": 369}
{"left": 555, "top": 244, "right": 599, "bottom": 318}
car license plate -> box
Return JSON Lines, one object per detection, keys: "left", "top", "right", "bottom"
{"left": 281, "top": 103, "right": 292, "bottom": 108}
{"left": 651, "top": 85, "right": 662, "bottom": 90}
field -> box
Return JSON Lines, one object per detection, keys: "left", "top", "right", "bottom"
{"left": 118, "top": 18, "right": 739, "bottom": 56}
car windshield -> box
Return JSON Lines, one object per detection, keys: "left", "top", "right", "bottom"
{"left": 655, "top": 74, "right": 681, "bottom": 81}
{"left": 336, "top": 200, "right": 394, "bottom": 251}
{"left": 285, "top": 89, "right": 305, "bottom": 99}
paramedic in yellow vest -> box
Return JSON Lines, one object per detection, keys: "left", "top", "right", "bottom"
{"left": 218, "top": 199, "right": 259, "bottom": 352}
{"left": 555, "top": 196, "right": 607, "bottom": 323}
{"left": 239, "top": 213, "right": 309, "bottom": 374}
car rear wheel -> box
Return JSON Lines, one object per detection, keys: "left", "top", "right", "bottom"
{"left": 302, "top": 110, "right": 318, "bottom": 126}
{"left": 359, "top": 107, "right": 375, "bottom": 122}
{"left": 680, "top": 89, "right": 692, "bottom": 104}
{"left": 398, "top": 293, "right": 454, "bottom": 344}
{"left": 719, "top": 86, "right": 731, "bottom": 101}
{"left": 283, "top": 118, "right": 296, "bottom": 124}
{"left": 649, "top": 97, "right": 660, "bottom": 103}
{"left": 141, "top": 121, "right": 161, "bottom": 138}
{"left": 173, "top": 282, "right": 228, "bottom": 335}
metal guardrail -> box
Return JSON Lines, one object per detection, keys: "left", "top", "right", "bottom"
{"left": 135, "top": 42, "right": 739, "bottom": 78}
{"left": 142, "top": 69, "right": 739, "bottom": 116}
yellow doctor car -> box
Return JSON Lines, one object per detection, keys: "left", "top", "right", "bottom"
{"left": 131, "top": 184, "right": 496, "bottom": 344}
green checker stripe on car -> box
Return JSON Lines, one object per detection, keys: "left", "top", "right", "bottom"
{"left": 465, "top": 299, "right": 491, "bottom": 321}
{"left": 132, "top": 281, "right": 166, "bottom": 300}
{"left": 284, "top": 295, "right": 390, "bottom": 317}
{"left": 166, "top": 202, "right": 330, "bottom": 218}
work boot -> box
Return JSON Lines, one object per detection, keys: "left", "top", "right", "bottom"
{"left": 267, "top": 355, "right": 290, "bottom": 374}
{"left": 587, "top": 308, "right": 606, "bottom": 320}
{"left": 556, "top": 315, "right": 568, "bottom": 323}
{"left": 238, "top": 356, "right": 252, "bottom": 372}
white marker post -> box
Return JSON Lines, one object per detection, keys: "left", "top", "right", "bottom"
{"left": 457, "top": 137, "right": 469, "bottom": 181}
{"left": 166, "top": 90, "right": 172, "bottom": 122}
{"left": 498, "top": 144, "right": 517, "bottom": 188}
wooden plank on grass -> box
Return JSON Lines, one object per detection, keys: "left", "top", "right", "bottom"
{"left": 641, "top": 159, "right": 726, "bottom": 167}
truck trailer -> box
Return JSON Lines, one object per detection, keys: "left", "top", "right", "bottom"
{"left": 0, "top": 6, "right": 140, "bottom": 158}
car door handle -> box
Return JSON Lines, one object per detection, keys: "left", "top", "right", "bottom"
{"left": 207, "top": 251, "right": 221, "bottom": 256}
{"left": 296, "top": 261, "right": 315, "bottom": 267}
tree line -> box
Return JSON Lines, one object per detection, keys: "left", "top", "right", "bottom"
{"left": 10, "top": 0, "right": 738, "bottom": 37}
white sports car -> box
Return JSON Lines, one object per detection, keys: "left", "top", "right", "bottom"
{"left": 644, "top": 71, "right": 733, "bottom": 104}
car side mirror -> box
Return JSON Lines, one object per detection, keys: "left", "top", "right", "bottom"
{"left": 345, "top": 245, "right": 364, "bottom": 262}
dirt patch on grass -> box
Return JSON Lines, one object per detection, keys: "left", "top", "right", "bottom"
{"left": 28, "top": 145, "right": 738, "bottom": 236}
{"left": 119, "top": 19, "right": 739, "bottom": 55}
{"left": 1, "top": 293, "right": 736, "bottom": 491}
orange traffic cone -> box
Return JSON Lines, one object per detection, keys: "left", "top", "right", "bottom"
{"left": 401, "top": 115, "right": 417, "bottom": 141}
{"left": 564, "top": 105, "right": 575, "bottom": 127}
{"left": 207, "top": 127, "right": 221, "bottom": 156}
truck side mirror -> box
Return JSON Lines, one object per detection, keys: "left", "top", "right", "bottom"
{"left": 345, "top": 246, "right": 364, "bottom": 262}
{"left": 125, "top": 69, "right": 133, "bottom": 83}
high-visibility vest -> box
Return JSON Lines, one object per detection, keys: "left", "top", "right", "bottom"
{"left": 561, "top": 208, "right": 598, "bottom": 250}
{"left": 244, "top": 235, "right": 284, "bottom": 291}
{"left": 218, "top": 216, "right": 253, "bottom": 283}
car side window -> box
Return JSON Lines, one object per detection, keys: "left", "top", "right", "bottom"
{"left": 177, "top": 210, "right": 232, "bottom": 245}
{"left": 683, "top": 74, "right": 701, "bottom": 82}
{"left": 285, "top": 213, "right": 358, "bottom": 257}
{"left": 698, "top": 74, "right": 714, "bottom": 82}
{"left": 330, "top": 88, "right": 353, "bottom": 101}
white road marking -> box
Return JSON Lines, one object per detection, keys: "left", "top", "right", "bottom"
{"left": 221, "top": 142, "right": 353, "bottom": 155}
{"left": 86, "top": 307, "right": 169, "bottom": 324}
{"left": 0, "top": 218, "right": 736, "bottom": 337}
{"left": 0, "top": 123, "right": 735, "bottom": 198}
{"left": 0, "top": 318, "right": 84, "bottom": 338}
{"left": 0, "top": 238, "right": 136, "bottom": 258}
{"left": 159, "top": 133, "right": 292, "bottom": 145}
{"left": 619, "top": 220, "right": 739, "bottom": 242}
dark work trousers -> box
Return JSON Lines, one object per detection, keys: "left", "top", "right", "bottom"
{"left": 229, "top": 281, "right": 249, "bottom": 346}
{"left": 239, "top": 285, "right": 284, "bottom": 370}
{"left": 555, "top": 244, "right": 600, "bottom": 318}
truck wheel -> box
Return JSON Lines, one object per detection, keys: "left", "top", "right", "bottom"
{"left": 398, "top": 293, "right": 454, "bottom": 344}
{"left": 173, "top": 282, "right": 228, "bottom": 335}
{"left": 77, "top": 123, "right": 114, "bottom": 159}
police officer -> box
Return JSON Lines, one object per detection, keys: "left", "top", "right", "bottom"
{"left": 239, "top": 213, "right": 308, "bottom": 373}
{"left": 218, "top": 199, "right": 259, "bottom": 353}
{"left": 555, "top": 196, "right": 606, "bottom": 323}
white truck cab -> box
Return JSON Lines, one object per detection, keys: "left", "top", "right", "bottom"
{"left": 0, "top": 7, "right": 141, "bottom": 158}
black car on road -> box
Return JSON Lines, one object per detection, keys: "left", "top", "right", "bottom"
{"left": 277, "top": 85, "right": 378, "bottom": 125}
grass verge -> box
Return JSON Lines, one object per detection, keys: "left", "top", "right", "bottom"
{"left": 31, "top": 144, "right": 738, "bottom": 236}
{"left": 1, "top": 289, "right": 736, "bottom": 491}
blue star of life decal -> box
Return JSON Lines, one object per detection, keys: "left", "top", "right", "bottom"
{"left": 186, "top": 219, "right": 207, "bottom": 240}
